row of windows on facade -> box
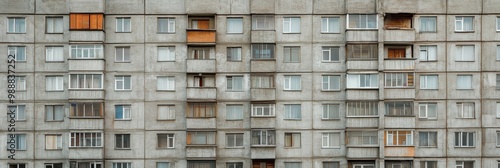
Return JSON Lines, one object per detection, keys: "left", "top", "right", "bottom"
{"left": 7, "top": 101, "right": 500, "bottom": 122}
{"left": 7, "top": 15, "right": 500, "bottom": 34}
{"left": 8, "top": 44, "right": 500, "bottom": 63}
{"left": 10, "top": 73, "right": 500, "bottom": 92}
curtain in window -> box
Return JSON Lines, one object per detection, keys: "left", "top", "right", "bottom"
{"left": 158, "top": 47, "right": 175, "bottom": 61}
{"left": 158, "top": 106, "right": 175, "bottom": 120}
{"left": 226, "top": 105, "right": 243, "bottom": 120}
{"left": 46, "top": 47, "right": 64, "bottom": 61}
{"left": 227, "top": 47, "right": 241, "bottom": 61}
{"left": 463, "top": 17, "right": 473, "bottom": 30}
{"left": 227, "top": 18, "right": 243, "bottom": 33}
{"left": 284, "top": 162, "right": 301, "bottom": 168}
{"left": 456, "top": 75, "right": 472, "bottom": 89}
{"left": 157, "top": 163, "right": 170, "bottom": 168}
{"left": 15, "top": 134, "right": 26, "bottom": 150}
{"left": 285, "top": 105, "right": 301, "bottom": 119}
{"left": 157, "top": 77, "right": 174, "bottom": 90}
{"left": 456, "top": 45, "right": 474, "bottom": 61}
{"left": 47, "top": 18, "right": 63, "bottom": 33}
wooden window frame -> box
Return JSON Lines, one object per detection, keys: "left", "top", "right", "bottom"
{"left": 70, "top": 13, "right": 104, "bottom": 30}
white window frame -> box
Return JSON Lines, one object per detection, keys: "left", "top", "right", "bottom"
{"left": 157, "top": 134, "right": 175, "bottom": 148}
{"left": 251, "top": 130, "right": 276, "bottom": 146}
{"left": 69, "top": 74, "right": 103, "bottom": 89}
{"left": 284, "top": 104, "right": 301, "bottom": 120}
{"left": 251, "top": 104, "right": 275, "bottom": 117}
{"left": 347, "top": 14, "right": 378, "bottom": 29}
{"left": 115, "top": 75, "right": 132, "bottom": 90}
{"left": 322, "top": 104, "right": 340, "bottom": 119}
{"left": 8, "top": 134, "right": 27, "bottom": 150}
{"left": 70, "top": 161, "right": 102, "bottom": 168}
{"left": 226, "top": 133, "right": 244, "bottom": 148}
{"left": 45, "top": 105, "right": 64, "bottom": 121}
{"left": 252, "top": 15, "right": 274, "bottom": 30}
{"left": 46, "top": 46, "right": 64, "bottom": 62}
{"left": 284, "top": 75, "right": 301, "bottom": 90}
{"left": 321, "top": 17, "right": 340, "bottom": 33}
{"left": 115, "top": 46, "right": 130, "bottom": 62}
{"left": 227, "top": 162, "right": 243, "bottom": 168}
{"left": 226, "top": 104, "right": 243, "bottom": 120}
{"left": 384, "top": 73, "right": 414, "bottom": 88}
{"left": 45, "top": 163, "right": 63, "bottom": 168}
{"left": 115, "top": 17, "right": 131, "bottom": 32}
{"left": 70, "top": 44, "right": 103, "bottom": 59}
{"left": 46, "top": 17, "right": 63, "bottom": 33}
{"left": 46, "top": 76, "right": 64, "bottom": 91}
{"left": 454, "top": 132, "right": 475, "bottom": 147}
{"left": 457, "top": 102, "right": 475, "bottom": 118}
{"left": 283, "top": 17, "right": 301, "bottom": 33}
{"left": 8, "top": 105, "right": 26, "bottom": 121}
{"left": 322, "top": 132, "right": 340, "bottom": 148}
{"left": 157, "top": 76, "right": 175, "bottom": 91}
{"left": 158, "top": 46, "right": 175, "bottom": 61}
{"left": 420, "top": 75, "right": 438, "bottom": 89}
{"left": 115, "top": 105, "right": 131, "bottom": 120}
{"left": 8, "top": 17, "right": 26, "bottom": 33}
{"left": 455, "top": 16, "right": 474, "bottom": 32}
{"left": 8, "top": 46, "right": 26, "bottom": 61}
{"left": 456, "top": 75, "right": 473, "bottom": 90}
{"left": 227, "top": 17, "right": 243, "bottom": 33}
{"left": 386, "top": 130, "right": 413, "bottom": 146}
{"left": 455, "top": 45, "right": 475, "bottom": 61}
{"left": 227, "top": 76, "right": 244, "bottom": 91}
{"left": 418, "top": 103, "right": 437, "bottom": 119}
{"left": 353, "top": 164, "right": 375, "bottom": 168}
{"left": 456, "top": 161, "right": 474, "bottom": 168}
{"left": 419, "top": 45, "right": 437, "bottom": 61}
{"left": 322, "top": 46, "right": 340, "bottom": 62}
{"left": 346, "top": 74, "right": 379, "bottom": 89}
{"left": 69, "top": 132, "right": 103, "bottom": 147}
{"left": 158, "top": 17, "right": 175, "bottom": 33}
{"left": 420, "top": 161, "right": 437, "bottom": 168}
{"left": 113, "top": 162, "right": 131, "bottom": 168}
{"left": 346, "top": 101, "right": 378, "bottom": 117}
{"left": 420, "top": 16, "right": 437, "bottom": 32}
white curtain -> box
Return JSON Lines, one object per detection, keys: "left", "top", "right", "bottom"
{"left": 456, "top": 75, "right": 472, "bottom": 89}
{"left": 157, "top": 76, "right": 174, "bottom": 90}
{"left": 158, "top": 47, "right": 175, "bottom": 61}
{"left": 226, "top": 105, "right": 243, "bottom": 120}
{"left": 158, "top": 106, "right": 175, "bottom": 120}
{"left": 285, "top": 162, "right": 302, "bottom": 168}
{"left": 227, "top": 18, "right": 243, "bottom": 33}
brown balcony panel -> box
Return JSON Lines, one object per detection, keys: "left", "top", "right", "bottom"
{"left": 187, "top": 30, "right": 216, "bottom": 43}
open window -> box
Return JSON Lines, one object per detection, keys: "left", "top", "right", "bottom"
{"left": 384, "top": 13, "right": 413, "bottom": 29}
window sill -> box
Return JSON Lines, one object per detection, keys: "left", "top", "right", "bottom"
{"left": 14, "top": 120, "right": 27, "bottom": 122}
{"left": 284, "top": 119, "right": 302, "bottom": 121}
{"left": 346, "top": 116, "right": 379, "bottom": 118}
{"left": 45, "top": 149, "right": 63, "bottom": 151}
{"left": 156, "top": 90, "right": 175, "bottom": 92}
{"left": 384, "top": 28, "right": 414, "bottom": 30}
{"left": 68, "top": 58, "right": 105, "bottom": 60}
{"left": 283, "top": 61, "right": 301, "bottom": 63}
{"left": 321, "top": 147, "right": 341, "bottom": 149}
{"left": 321, "top": 118, "right": 341, "bottom": 121}
{"left": 156, "top": 147, "right": 175, "bottom": 150}
{"left": 14, "top": 61, "right": 26, "bottom": 63}
{"left": 226, "top": 32, "right": 244, "bottom": 34}
{"left": 226, "top": 119, "right": 244, "bottom": 121}
{"left": 418, "top": 118, "right": 438, "bottom": 121}
{"left": 45, "top": 61, "right": 65, "bottom": 63}
{"left": 157, "top": 32, "right": 176, "bottom": 34}
{"left": 385, "top": 145, "right": 415, "bottom": 147}
{"left": 46, "top": 32, "right": 64, "bottom": 34}
{"left": 454, "top": 31, "right": 474, "bottom": 33}
{"left": 114, "top": 119, "right": 131, "bottom": 121}
{"left": 157, "top": 119, "right": 175, "bottom": 121}
{"left": 68, "top": 89, "right": 104, "bottom": 91}
{"left": 251, "top": 116, "right": 275, "bottom": 118}
{"left": 251, "top": 145, "right": 276, "bottom": 148}
{"left": 419, "top": 31, "right": 437, "bottom": 33}
{"left": 115, "top": 90, "right": 133, "bottom": 92}
{"left": 419, "top": 60, "right": 438, "bottom": 62}
{"left": 186, "top": 144, "right": 217, "bottom": 147}
{"left": 283, "top": 89, "right": 302, "bottom": 92}
{"left": 6, "top": 32, "right": 27, "bottom": 34}
{"left": 454, "top": 146, "right": 476, "bottom": 148}
{"left": 321, "top": 61, "right": 341, "bottom": 63}
{"left": 384, "top": 87, "right": 415, "bottom": 89}
{"left": 251, "top": 29, "right": 275, "bottom": 31}
{"left": 227, "top": 60, "right": 243, "bottom": 62}
{"left": 157, "top": 60, "right": 176, "bottom": 62}
{"left": 186, "top": 117, "right": 216, "bottom": 119}
{"left": 115, "top": 61, "right": 131, "bottom": 63}
{"left": 283, "top": 32, "right": 301, "bottom": 34}
{"left": 345, "top": 87, "right": 379, "bottom": 90}
{"left": 419, "top": 89, "right": 439, "bottom": 90}
{"left": 68, "top": 147, "right": 103, "bottom": 149}
{"left": 346, "top": 59, "right": 378, "bottom": 61}
{"left": 418, "top": 146, "right": 438, "bottom": 148}
{"left": 250, "top": 58, "right": 276, "bottom": 61}
{"left": 321, "top": 89, "right": 341, "bottom": 92}
{"left": 346, "top": 145, "right": 379, "bottom": 148}
{"left": 186, "top": 58, "right": 216, "bottom": 60}
{"left": 115, "top": 31, "right": 132, "bottom": 33}
{"left": 46, "top": 90, "right": 64, "bottom": 92}
{"left": 457, "top": 117, "right": 476, "bottom": 119}
{"left": 385, "top": 115, "right": 415, "bottom": 117}
{"left": 454, "top": 60, "right": 475, "bottom": 62}
{"left": 225, "top": 147, "right": 245, "bottom": 149}
{"left": 45, "top": 120, "right": 64, "bottom": 122}
{"left": 346, "top": 28, "right": 378, "bottom": 31}
{"left": 114, "top": 148, "right": 131, "bottom": 150}
{"left": 16, "top": 90, "right": 27, "bottom": 92}
{"left": 320, "top": 32, "right": 341, "bottom": 34}
{"left": 69, "top": 117, "right": 104, "bottom": 119}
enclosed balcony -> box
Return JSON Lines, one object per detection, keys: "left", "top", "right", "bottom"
{"left": 346, "top": 147, "right": 379, "bottom": 158}
{"left": 186, "top": 16, "right": 216, "bottom": 44}
{"left": 186, "top": 47, "right": 216, "bottom": 73}
{"left": 186, "top": 131, "right": 217, "bottom": 158}
{"left": 384, "top": 13, "right": 415, "bottom": 42}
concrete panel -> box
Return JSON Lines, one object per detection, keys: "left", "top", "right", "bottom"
{"left": 346, "top": 117, "right": 379, "bottom": 128}
{"left": 346, "top": 90, "right": 379, "bottom": 100}
{"left": 68, "top": 59, "right": 104, "bottom": 71}
{"left": 70, "top": 31, "right": 105, "bottom": 42}
{"left": 187, "top": 87, "right": 217, "bottom": 100}
{"left": 216, "top": 103, "right": 251, "bottom": 129}
{"left": 384, "top": 89, "right": 415, "bottom": 99}
{"left": 414, "top": 43, "right": 447, "bottom": 72}
{"left": 415, "top": 15, "right": 447, "bottom": 41}
{"left": 383, "top": 59, "right": 415, "bottom": 70}
{"left": 216, "top": 16, "right": 251, "bottom": 44}
{"left": 68, "top": 90, "right": 105, "bottom": 100}
{"left": 251, "top": 117, "right": 276, "bottom": 128}
{"left": 0, "top": 0, "right": 35, "bottom": 14}
{"left": 144, "top": 103, "right": 186, "bottom": 130}
{"left": 417, "top": 0, "right": 446, "bottom": 14}
{"left": 481, "top": 100, "right": 500, "bottom": 128}
{"left": 1, "top": 16, "right": 35, "bottom": 43}
{"left": 145, "top": 0, "right": 185, "bottom": 14}
{"left": 482, "top": 73, "right": 500, "bottom": 99}
{"left": 313, "top": 0, "right": 345, "bottom": 14}
{"left": 216, "top": 131, "right": 251, "bottom": 158}
{"left": 186, "top": 0, "right": 219, "bottom": 14}
{"left": 275, "top": 15, "right": 313, "bottom": 42}
{"left": 312, "top": 102, "right": 346, "bottom": 129}
{"left": 68, "top": 148, "right": 104, "bottom": 159}
{"left": 312, "top": 131, "right": 346, "bottom": 157}
{"left": 275, "top": 131, "right": 313, "bottom": 158}
{"left": 414, "top": 101, "right": 447, "bottom": 129}
{"left": 186, "top": 59, "right": 216, "bottom": 73}
{"left": 104, "top": 131, "right": 145, "bottom": 158}
{"left": 481, "top": 43, "right": 500, "bottom": 71}
{"left": 414, "top": 130, "right": 447, "bottom": 157}
{"left": 446, "top": 74, "right": 481, "bottom": 100}
{"left": 250, "top": 0, "right": 275, "bottom": 14}
{"left": 481, "top": 16, "right": 500, "bottom": 41}
{"left": 446, "top": 100, "right": 481, "bottom": 128}
{"left": 144, "top": 131, "right": 186, "bottom": 158}
{"left": 446, "top": 15, "right": 482, "bottom": 42}
{"left": 481, "top": 129, "right": 500, "bottom": 156}
{"left": 346, "top": 31, "right": 378, "bottom": 42}
{"left": 34, "top": 132, "right": 69, "bottom": 159}
{"left": 346, "top": 0, "right": 376, "bottom": 13}
{"left": 105, "top": 16, "right": 146, "bottom": 43}
{"left": 104, "top": 103, "right": 145, "bottom": 130}
{"left": 250, "top": 60, "right": 276, "bottom": 72}
{"left": 251, "top": 88, "right": 276, "bottom": 101}
{"left": 0, "top": 133, "right": 35, "bottom": 159}
{"left": 275, "top": 74, "right": 313, "bottom": 101}
{"left": 216, "top": 45, "right": 251, "bottom": 73}
{"left": 384, "top": 117, "right": 415, "bottom": 128}
{"left": 186, "top": 118, "right": 217, "bottom": 129}
{"left": 36, "top": 0, "right": 69, "bottom": 14}
{"left": 275, "top": 44, "right": 313, "bottom": 72}
{"left": 346, "top": 60, "right": 378, "bottom": 70}
{"left": 144, "top": 44, "right": 187, "bottom": 73}
{"left": 275, "top": 0, "right": 312, "bottom": 14}
{"left": 69, "top": 119, "right": 103, "bottom": 130}
{"left": 104, "top": 44, "right": 144, "bottom": 72}
{"left": 446, "top": 129, "right": 482, "bottom": 157}
{"left": 186, "top": 146, "right": 217, "bottom": 158}
{"left": 251, "top": 31, "right": 276, "bottom": 43}
{"left": 34, "top": 103, "right": 69, "bottom": 131}
{"left": 144, "top": 74, "right": 186, "bottom": 101}
{"left": 384, "top": 146, "right": 415, "bottom": 157}
{"left": 312, "top": 74, "right": 346, "bottom": 101}
{"left": 312, "top": 16, "right": 346, "bottom": 43}
{"left": 34, "top": 15, "right": 70, "bottom": 43}
{"left": 216, "top": 74, "right": 251, "bottom": 101}
{"left": 447, "top": 0, "right": 482, "bottom": 14}
{"left": 483, "top": 0, "right": 500, "bottom": 13}
{"left": 69, "top": 0, "right": 104, "bottom": 13}
{"left": 346, "top": 147, "right": 378, "bottom": 158}
{"left": 251, "top": 147, "right": 276, "bottom": 159}
{"left": 382, "top": 0, "right": 417, "bottom": 13}
{"left": 384, "top": 30, "right": 415, "bottom": 42}
{"left": 105, "top": 0, "right": 144, "bottom": 14}
{"left": 35, "top": 74, "right": 69, "bottom": 100}
{"left": 144, "top": 15, "right": 187, "bottom": 43}
{"left": 275, "top": 102, "right": 313, "bottom": 129}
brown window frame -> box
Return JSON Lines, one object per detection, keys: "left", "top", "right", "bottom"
{"left": 70, "top": 13, "right": 104, "bottom": 30}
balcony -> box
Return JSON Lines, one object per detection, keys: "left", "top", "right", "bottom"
{"left": 69, "top": 148, "right": 103, "bottom": 159}
{"left": 346, "top": 31, "right": 378, "bottom": 42}
{"left": 346, "top": 117, "right": 379, "bottom": 128}
{"left": 251, "top": 117, "right": 276, "bottom": 128}
{"left": 346, "top": 90, "right": 378, "bottom": 100}
{"left": 68, "top": 59, "right": 105, "bottom": 71}
{"left": 186, "top": 29, "right": 216, "bottom": 44}
{"left": 384, "top": 146, "right": 415, "bottom": 157}
{"left": 346, "top": 60, "right": 378, "bottom": 70}
{"left": 251, "top": 31, "right": 276, "bottom": 43}
{"left": 384, "top": 116, "right": 415, "bottom": 128}
{"left": 251, "top": 88, "right": 276, "bottom": 101}
{"left": 251, "top": 147, "right": 276, "bottom": 159}
{"left": 68, "top": 90, "right": 105, "bottom": 100}
{"left": 383, "top": 59, "right": 415, "bottom": 70}
{"left": 346, "top": 147, "right": 378, "bottom": 158}
{"left": 384, "top": 29, "right": 415, "bottom": 42}
{"left": 186, "top": 145, "right": 217, "bottom": 158}
{"left": 186, "top": 59, "right": 216, "bottom": 73}
{"left": 186, "top": 118, "right": 216, "bottom": 129}
{"left": 69, "top": 118, "right": 104, "bottom": 130}
{"left": 186, "top": 87, "right": 216, "bottom": 100}
{"left": 69, "top": 0, "right": 104, "bottom": 13}
{"left": 70, "top": 31, "right": 105, "bottom": 42}
{"left": 250, "top": 59, "right": 276, "bottom": 72}
{"left": 384, "top": 88, "right": 415, "bottom": 99}
{"left": 383, "top": 13, "right": 415, "bottom": 42}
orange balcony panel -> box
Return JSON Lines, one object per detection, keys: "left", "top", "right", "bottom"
{"left": 187, "top": 30, "right": 216, "bottom": 43}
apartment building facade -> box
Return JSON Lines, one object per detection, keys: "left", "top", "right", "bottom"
{"left": 1, "top": 0, "right": 500, "bottom": 168}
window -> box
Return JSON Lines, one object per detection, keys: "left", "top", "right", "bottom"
{"left": 45, "top": 105, "right": 64, "bottom": 121}
{"left": 252, "top": 104, "right": 275, "bottom": 117}
{"left": 347, "top": 74, "right": 379, "bottom": 88}
{"left": 420, "top": 16, "right": 437, "bottom": 32}
{"left": 69, "top": 132, "right": 102, "bottom": 147}
{"left": 115, "top": 105, "right": 131, "bottom": 120}
{"left": 46, "top": 76, "right": 63, "bottom": 91}
{"left": 455, "top": 16, "right": 474, "bottom": 31}
{"left": 190, "top": 47, "right": 212, "bottom": 59}
{"left": 252, "top": 15, "right": 274, "bottom": 30}
{"left": 45, "top": 134, "right": 62, "bottom": 150}
{"left": 322, "top": 132, "right": 340, "bottom": 148}
{"left": 8, "top": 164, "right": 26, "bottom": 168}
{"left": 386, "top": 131, "right": 413, "bottom": 146}
{"left": 69, "top": 102, "right": 102, "bottom": 117}
{"left": 387, "top": 48, "right": 407, "bottom": 59}
{"left": 8, "top": 105, "right": 26, "bottom": 121}
{"left": 252, "top": 44, "right": 275, "bottom": 59}
{"left": 46, "top": 46, "right": 64, "bottom": 62}
{"left": 113, "top": 163, "right": 131, "bottom": 168}
{"left": 190, "top": 75, "right": 216, "bottom": 87}
{"left": 158, "top": 105, "right": 175, "bottom": 120}
{"left": 419, "top": 45, "right": 437, "bottom": 61}
{"left": 456, "top": 161, "right": 474, "bottom": 168}
{"left": 157, "top": 162, "right": 171, "bottom": 168}
{"left": 323, "top": 162, "right": 340, "bottom": 168}
{"left": 420, "top": 75, "right": 438, "bottom": 89}
{"left": 70, "top": 44, "right": 103, "bottom": 59}
{"left": 285, "top": 133, "right": 300, "bottom": 148}
{"left": 347, "top": 14, "right": 377, "bottom": 29}
{"left": 385, "top": 73, "right": 414, "bottom": 87}
{"left": 321, "top": 17, "right": 340, "bottom": 33}
{"left": 419, "top": 132, "right": 437, "bottom": 147}
{"left": 115, "top": 134, "right": 130, "bottom": 149}
{"left": 252, "top": 160, "right": 274, "bottom": 168}
{"left": 69, "top": 74, "right": 103, "bottom": 89}
{"left": 115, "top": 47, "right": 130, "bottom": 62}
{"left": 15, "top": 76, "right": 26, "bottom": 91}
{"left": 70, "top": 13, "right": 103, "bottom": 30}
{"left": 227, "top": 17, "right": 243, "bottom": 33}
{"left": 457, "top": 102, "right": 475, "bottom": 118}
{"left": 455, "top": 45, "right": 475, "bottom": 61}
{"left": 497, "top": 45, "right": 500, "bottom": 60}
{"left": 226, "top": 133, "right": 244, "bottom": 147}
{"left": 115, "top": 76, "right": 131, "bottom": 90}
{"left": 497, "top": 74, "right": 500, "bottom": 89}
{"left": 346, "top": 101, "right": 378, "bottom": 117}
{"left": 251, "top": 75, "right": 274, "bottom": 88}
{"left": 385, "top": 102, "right": 413, "bottom": 116}
{"left": 69, "top": 161, "right": 102, "bottom": 168}
{"left": 8, "top": 134, "right": 26, "bottom": 150}
{"left": 456, "top": 75, "right": 472, "bottom": 89}
{"left": 158, "top": 46, "right": 175, "bottom": 61}
{"left": 227, "top": 76, "right": 243, "bottom": 91}
{"left": 455, "top": 132, "right": 474, "bottom": 147}
{"left": 158, "top": 18, "right": 175, "bottom": 33}
{"left": 283, "top": 46, "right": 300, "bottom": 62}
{"left": 190, "top": 18, "right": 212, "bottom": 29}
{"left": 347, "top": 44, "right": 378, "bottom": 59}
{"left": 226, "top": 104, "right": 243, "bottom": 120}
{"left": 420, "top": 161, "right": 437, "bottom": 168}
{"left": 157, "top": 134, "right": 175, "bottom": 148}
{"left": 8, "top": 46, "right": 26, "bottom": 61}
{"left": 384, "top": 13, "right": 413, "bottom": 29}
{"left": 187, "top": 102, "right": 216, "bottom": 118}
{"left": 227, "top": 47, "right": 242, "bottom": 61}
{"left": 157, "top": 76, "right": 175, "bottom": 91}
{"left": 322, "top": 104, "right": 340, "bottom": 119}
{"left": 284, "top": 104, "right": 301, "bottom": 120}
{"left": 251, "top": 130, "right": 276, "bottom": 146}
{"left": 116, "top": 17, "right": 131, "bottom": 32}
{"left": 497, "top": 17, "right": 500, "bottom": 31}
{"left": 284, "top": 75, "right": 301, "bottom": 90}
{"left": 385, "top": 161, "right": 413, "bottom": 168}
{"left": 8, "top": 17, "right": 26, "bottom": 33}
{"left": 285, "top": 162, "right": 302, "bottom": 168}
{"left": 227, "top": 162, "right": 243, "bottom": 168}
{"left": 283, "top": 17, "right": 300, "bottom": 33}
{"left": 45, "top": 163, "right": 63, "bottom": 168}
{"left": 496, "top": 132, "right": 500, "bottom": 146}
{"left": 322, "top": 46, "right": 340, "bottom": 62}
{"left": 347, "top": 131, "right": 378, "bottom": 145}
{"left": 46, "top": 17, "right": 63, "bottom": 33}
{"left": 419, "top": 103, "right": 437, "bottom": 119}
{"left": 353, "top": 164, "right": 375, "bottom": 168}
{"left": 187, "top": 161, "right": 215, "bottom": 168}
{"left": 187, "top": 132, "right": 216, "bottom": 145}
